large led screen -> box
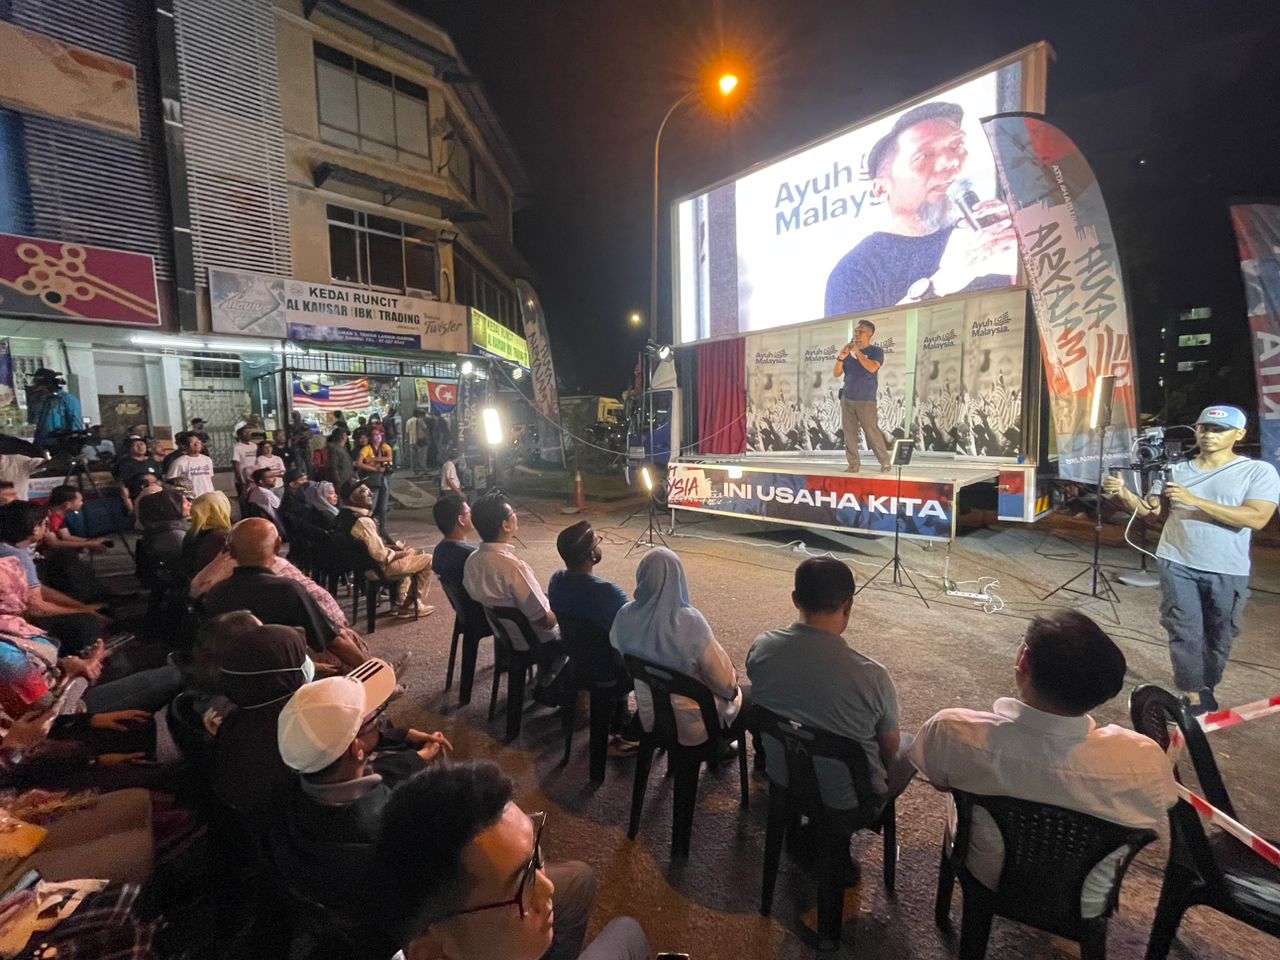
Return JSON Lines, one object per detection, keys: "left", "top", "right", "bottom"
{"left": 675, "top": 54, "right": 1033, "bottom": 344}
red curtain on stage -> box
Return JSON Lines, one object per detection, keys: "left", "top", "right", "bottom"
{"left": 697, "top": 338, "right": 746, "bottom": 454}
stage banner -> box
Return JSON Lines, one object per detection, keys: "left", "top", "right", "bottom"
{"left": 1228, "top": 204, "right": 1280, "bottom": 468}
{"left": 0, "top": 339, "right": 15, "bottom": 407}
{"left": 913, "top": 299, "right": 966, "bottom": 453}
{"left": 961, "top": 291, "right": 1027, "bottom": 457}
{"left": 983, "top": 115, "right": 1137, "bottom": 480}
{"left": 745, "top": 328, "right": 801, "bottom": 452}
{"left": 514, "top": 280, "right": 565, "bottom": 464}
{"left": 667, "top": 463, "right": 956, "bottom": 541}
{"left": 798, "top": 319, "right": 849, "bottom": 452}
{"left": 209, "top": 268, "right": 468, "bottom": 352}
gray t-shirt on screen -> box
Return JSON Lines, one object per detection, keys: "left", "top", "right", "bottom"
{"left": 1155, "top": 456, "right": 1280, "bottom": 577}
{"left": 746, "top": 622, "right": 899, "bottom": 806}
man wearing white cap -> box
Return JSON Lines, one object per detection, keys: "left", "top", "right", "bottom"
{"left": 275, "top": 659, "right": 451, "bottom": 907}
{"left": 1104, "top": 405, "right": 1279, "bottom": 711}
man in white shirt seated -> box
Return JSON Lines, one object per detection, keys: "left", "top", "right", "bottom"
{"left": 462, "top": 493, "right": 565, "bottom": 696}
{"left": 908, "top": 611, "right": 1178, "bottom": 917}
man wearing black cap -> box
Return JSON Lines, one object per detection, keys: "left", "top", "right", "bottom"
{"left": 188, "top": 417, "right": 211, "bottom": 452}
{"left": 824, "top": 101, "right": 1017, "bottom": 317}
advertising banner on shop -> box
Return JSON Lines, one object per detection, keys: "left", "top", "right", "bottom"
{"left": 514, "top": 281, "right": 565, "bottom": 464}
{"left": 470, "top": 308, "right": 530, "bottom": 368}
{"left": 983, "top": 115, "right": 1137, "bottom": 480}
{"left": 960, "top": 292, "right": 1027, "bottom": 457}
{"left": 1228, "top": 204, "right": 1280, "bottom": 469}
{"left": 667, "top": 463, "right": 956, "bottom": 541}
{"left": 0, "top": 233, "right": 160, "bottom": 326}
{"left": 209, "top": 268, "right": 468, "bottom": 353}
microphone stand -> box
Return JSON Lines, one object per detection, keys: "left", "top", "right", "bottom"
{"left": 856, "top": 462, "right": 928, "bottom": 607}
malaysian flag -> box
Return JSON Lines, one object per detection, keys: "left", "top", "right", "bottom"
{"left": 292, "top": 377, "right": 370, "bottom": 410}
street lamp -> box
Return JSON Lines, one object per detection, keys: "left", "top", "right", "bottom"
{"left": 628, "top": 311, "right": 643, "bottom": 327}
{"left": 648, "top": 71, "right": 742, "bottom": 344}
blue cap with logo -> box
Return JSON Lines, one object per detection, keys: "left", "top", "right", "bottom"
{"left": 1195, "top": 405, "right": 1246, "bottom": 430}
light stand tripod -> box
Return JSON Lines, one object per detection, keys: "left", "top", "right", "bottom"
{"left": 62, "top": 452, "right": 135, "bottom": 561}
{"left": 625, "top": 490, "right": 669, "bottom": 557}
{"left": 857, "top": 439, "right": 928, "bottom": 607}
{"left": 1043, "top": 376, "right": 1120, "bottom": 622}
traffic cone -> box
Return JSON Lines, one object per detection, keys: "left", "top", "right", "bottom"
{"left": 572, "top": 469, "right": 587, "bottom": 510}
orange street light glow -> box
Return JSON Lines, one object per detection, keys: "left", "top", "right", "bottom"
{"left": 719, "top": 73, "right": 739, "bottom": 96}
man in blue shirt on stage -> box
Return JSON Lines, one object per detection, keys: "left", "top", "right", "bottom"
{"left": 832, "top": 320, "right": 891, "bottom": 473}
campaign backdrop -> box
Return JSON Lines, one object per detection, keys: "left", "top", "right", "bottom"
{"left": 913, "top": 299, "right": 965, "bottom": 452}
{"left": 209, "top": 267, "right": 468, "bottom": 353}
{"left": 675, "top": 58, "right": 1029, "bottom": 344}
{"left": 667, "top": 463, "right": 956, "bottom": 541}
{"left": 1228, "top": 204, "right": 1280, "bottom": 469}
{"left": 745, "top": 328, "right": 802, "bottom": 452}
{"left": 983, "top": 115, "right": 1137, "bottom": 480}
{"left": 960, "top": 292, "right": 1027, "bottom": 457}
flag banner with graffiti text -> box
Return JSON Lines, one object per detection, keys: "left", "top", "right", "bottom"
{"left": 667, "top": 463, "right": 956, "bottom": 541}
{"left": 1229, "top": 204, "right": 1280, "bottom": 469}
{"left": 514, "top": 281, "right": 565, "bottom": 464}
{"left": 984, "top": 114, "right": 1137, "bottom": 480}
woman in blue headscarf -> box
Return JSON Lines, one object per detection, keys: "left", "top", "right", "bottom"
{"left": 609, "top": 548, "right": 742, "bottom": 746}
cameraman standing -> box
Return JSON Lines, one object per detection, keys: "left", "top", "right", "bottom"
{"left": 1103, "top": 405, "right": 1279, "bottom": 713}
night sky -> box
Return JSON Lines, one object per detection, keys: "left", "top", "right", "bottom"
{"left": 411, "top": 0, "right": 1280, "bottom": 412}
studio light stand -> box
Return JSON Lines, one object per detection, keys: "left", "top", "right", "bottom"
{"left": 856, "top": 439, "right": 928, "bottom": 607}
{"left": 1043, "top": 376, "right": 1120, "bottom": 622}
{"left": 625, "top": 467, "right": 669, "bottom": 557}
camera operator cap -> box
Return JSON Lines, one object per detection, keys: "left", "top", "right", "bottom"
{"left": 277, "top": 658, "right": 397, "bottom": 774}
{"left": 1196, "top": 405, "right": 1246, "bottom": 430}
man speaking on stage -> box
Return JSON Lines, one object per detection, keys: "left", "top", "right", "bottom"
{"left": 1103, "top": 405, "right": 1279, "bottom": 714}
{"left": 832, "top": 320, "right": 891, "bottom": 473}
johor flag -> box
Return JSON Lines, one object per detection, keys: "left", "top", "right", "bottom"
{"left": 293, "top": 377, "right": 370, "bottom": 410}
{"left": 427, "top": 380, "right": 457, "bottom": 414}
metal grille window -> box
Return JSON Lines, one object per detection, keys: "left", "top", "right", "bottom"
{"left": 326, "top": 205, "right": 436, "bottom": 294}
{"left": 315, "top": 42, "right": 431, "bottom": 167}
{"left": 189, "top": 354, "right": 242, "bottom": 380}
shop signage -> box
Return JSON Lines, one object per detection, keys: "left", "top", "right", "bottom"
{"left": 209, "top": 268, "right": 468, "bottom": 353}
{"left": 0, "top": 233, "right": 160, "bottom": 326}
{"left": 470, "top": 308, "right": 530, "bottom": 368}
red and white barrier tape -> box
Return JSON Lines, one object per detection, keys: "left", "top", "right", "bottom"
{"left": 1198, "top": 694, "right": 1280, "bottom": 734}
{"left": 1163, "top": 699, "right": 1280, "bottom": 869}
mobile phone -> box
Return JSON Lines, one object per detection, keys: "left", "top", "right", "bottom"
{"left": 656, "top": 955, "right": 691, "bottom": 959}
{"left": 0, "top": 869, "right": 41, "bottom": 904}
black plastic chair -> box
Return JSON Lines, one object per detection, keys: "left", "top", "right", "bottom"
{"left": 1129, "top": 684, "right": 1280, "bottom": 960}
{"left": 333, "top": 533, "right": 418, "bottom": 634}
{"left": 439, "top": 578, "right": 493, "bottom": 707}
{"left": 754, "top": 706, "right": 897, "bottom": 951}
{"left": 622, "top": 654, "right": 749, "bottom": 859}
{"left": 934, "top": 790, "right": 1155, "bottom": 960}
{"left": 483, "top": 605, "right": 550, "bottom": 743}
{"left": 559, "top": 616, "right": 628, "bottom": 782}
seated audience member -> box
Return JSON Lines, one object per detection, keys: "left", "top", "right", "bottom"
{"left": 210, "top": 622, "right": 312, "bottom": 829}
{"left": 463, "top": 494, "right": 564, "bottom": 693}
{"left": 0, "top": 481, "right": 16, "bottom": 506}
{"left": 305, "top": 480, "right": 341, "bottom": 533}
{"left": 38, "top": 485, "right": 116, "bottom": 604}
{"left": 176, "top": 610, "right": 262, "bottom": 750}
{"left": 338, "top": 484, "right": 434, "bottom": 618}
{"left": 430, "top": 493, "right": 475, "bottom": 587}
{"left": 0, "top": 453, "right": 45, "bottom": 502}
{"left": 0, "top": 501, "right": 106, "bottom": 655}
{"left": 908, "top": 611, "right": 1178, "bottom": 916}
{"left": 135, "top": 488, "right": 189, "bottom": 584}
{"left": 203, "top": 519, "right": 366, "bottom": 670}
{"left": 245, "top": 467, "right": 284, "bottom": 534}
{"left": 747, "top": 558, "right": 914, "bottom": 809}
{"left": 112, "top": 436, "right": 161, "bottom": 513}
{"left": 164, "top": 434, "right": 215, "bottom": 497}
{"left": 547, "top": 521, "right": 637, "bottom": 752}
{"left": 273, "top": 663, "right": 451, "bottom": 907}
{"left": 369, "top": 760, "right": 648, "bottom": 960}
{"left": 183, "top": 491, "right": 232, "bottom": 575}
{"left": 280, "top": 467, "right": 310, "bottom": 527}
{"left": 610, "top": 547, "right": 744, "bottom": 747}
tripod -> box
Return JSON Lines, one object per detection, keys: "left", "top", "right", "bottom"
{"left": 625, "top": 491, "right": 668, "bottom": 557}
{"left": 856, "top": 463, "right": 928, "bottom": 607}
{"left": 1043, "top": 421, "right": 1120, "bottom": 622}
{"left": 62, "top": 454, "right": 135, "bottom": 561}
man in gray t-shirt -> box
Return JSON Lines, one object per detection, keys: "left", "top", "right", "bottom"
{"left": 1104, "top": 405, "right": 1279, "bottom": 711}
{"left": 746, "top": 557, "right": 914, "bottom": 808}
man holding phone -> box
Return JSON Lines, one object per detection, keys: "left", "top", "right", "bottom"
{"left": 832, "top": 320, "right": 891, "bottom": 473}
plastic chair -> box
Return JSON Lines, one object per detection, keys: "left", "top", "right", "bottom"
{"left": 483, "top": 605, "right": 548, "bottom": 743}
{"left": 439, "top": 577, "right": 492, "bottom": 706}
{"left": 1129, "top": 684, "right": 1280, "bottom": 960}
{"left": 559, "top": 616, "right": 628, "bottom": 782}
{"left": 753, "top": 706, "right": 897, "bottom": 951}
{"left": 333, "top": 533, "right": 417, "bottom": 634}
{"left": 934, "top": 790, "right": 1155, "bottom": 960}
{"left": 622, "top": 654, "right": 749, "bottom": 859}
